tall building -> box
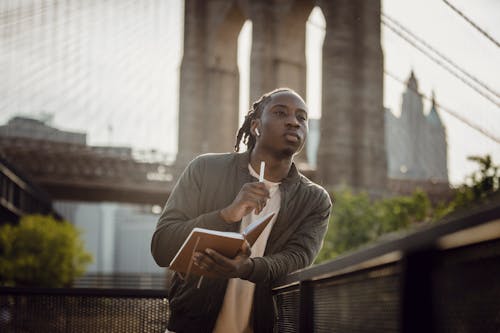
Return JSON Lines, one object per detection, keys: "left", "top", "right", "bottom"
{"left": 0, "top": 116, "right": 86, "bottom": 145}
{"left": 0, "top": 116, "right": 134, "bottom": 158}
{"left": 306, "top": 70, "right": 449, "bottom": 202}
{"left": 385, "top": 71, "right": 448, "bottom": 183}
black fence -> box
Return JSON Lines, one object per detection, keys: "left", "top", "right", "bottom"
{"left": 272, "top": 200, "right": 500, "bottom": 333}
{"left": 0, "top": 287, "right": 169, "bottom": 333}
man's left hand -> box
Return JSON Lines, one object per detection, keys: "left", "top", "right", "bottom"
{"left": 193, "top": 241, "right": 253, "bottom": 279}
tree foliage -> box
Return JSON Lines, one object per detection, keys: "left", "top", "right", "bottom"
{"left": 315, "top": 155, "right": 499, "bottom": 264}
{"left": 0, "top": 215, "right": 92, "bottom": 287}
{"left": 434, "top": 155, "right": 499, "bottom": 219}
{"left": 316, "top": 188, "right": 431, "bottom": 263}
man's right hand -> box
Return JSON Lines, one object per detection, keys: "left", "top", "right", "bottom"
{"left": 219, "top": 182, "right": 270, "bottom": 223}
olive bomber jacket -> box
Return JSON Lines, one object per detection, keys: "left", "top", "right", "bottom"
{"left": 151, "top": 151, "right": 332, "bottom": 332}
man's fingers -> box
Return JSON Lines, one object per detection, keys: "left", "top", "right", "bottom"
{"left": 240, "top": 240, "right": 251, "bottom": 256}
{"left": 237, "top": 182, "right": 270, "bottom": 214}
{"left": 194, "top": 251, "right": 229, "bottom": 271}
{"left": 251, "top": 187, "right": 270, "bottom": 199}
{"left": 194, "top": 247, "right": 250, "bottom": 278}
{"left": 260, "top": 199, "right": 267, "bottom": 209}
{"left": 211, "top": 264, "right": 233, "bottom": 276}
{"left": 239, "top": 196, "right": 267, "bottom": 215}
{"left": 193, "top": 252, "right": 216, "bottom": 271}
{"left": 253, "top": 197, "right": 268, "bottom": 214}
{"left": 243, "top": 182, "right": 270, "bottom": 198}
{"left": 243, "top": 192, "right": 269, "bottom": 204}
{"left": 225, "top": 181, "right": 270, "bottom": 222}
{"left": 205, "top": 248, "right": 232, "bottom": 267}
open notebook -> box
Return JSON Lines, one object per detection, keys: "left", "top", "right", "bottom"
{"left": 169, "top": 211, "right": 275, "bottom": 278}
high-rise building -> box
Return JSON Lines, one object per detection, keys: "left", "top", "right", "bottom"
{"left": 385, "top": 71, "right": 448, "bottom": 183}
{"left": 0, "top": 116, "right": 86, "bottom": 145}
{"left": 306, "top": 71, "right": 450, "bottom": 201}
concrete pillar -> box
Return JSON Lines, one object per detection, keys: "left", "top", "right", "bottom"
{"left": 248, "top": 0, "right": 313, "bottom": 164}
{"left": 206, "top": 3, "right": 245, "bottom": 154}
{"left": 177, "top": 0, "right": 207, "bottom": 165}
{"left": 358, "top": 0, "right": 387, "bottom": 192}
{"left": 177, "top": 0, "right": 245, "bottom": 165}
{"left": 273, "top": 0, "right": 312, "bottom": 99}
{"left": 247, "top": 0, "right": 275, "bottom": 103}
{"left": 317, "top": 0, "right": 387, "bottom": 193}
{"left": 248, "top": 0, "right": 312, "bottom": 101}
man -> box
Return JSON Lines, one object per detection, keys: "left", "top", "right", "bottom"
{"left": 151, "top": 88, "right": 332, "bottom": 332}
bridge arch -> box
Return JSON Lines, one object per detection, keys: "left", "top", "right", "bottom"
{"left": 178, "top": 0, "right": 387, "bottom": 193}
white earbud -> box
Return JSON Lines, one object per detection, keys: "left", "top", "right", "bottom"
{"left": 255, "top": 128, "right": 261, "bottom": 137}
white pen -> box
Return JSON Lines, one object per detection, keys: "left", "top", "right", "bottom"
{"left": 259, "top": 161, "right": 265, "bottom": 182}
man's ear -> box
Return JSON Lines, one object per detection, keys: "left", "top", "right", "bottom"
{"left": 250, "top": 119, "right": 261, "bottom": 137}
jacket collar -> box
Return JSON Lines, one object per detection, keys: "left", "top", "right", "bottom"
{"left": 236, "top": 150, "right": 301, "bottom": 186}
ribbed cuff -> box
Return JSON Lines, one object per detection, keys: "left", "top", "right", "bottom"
{"left": 245, "top": 257, "right": 267, "bottom": 283}
{"left": 240, "top": 258, "right": 255, "bottom": 280}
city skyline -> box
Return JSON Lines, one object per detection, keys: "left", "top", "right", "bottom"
{"left": 0, "top": 0, "right": 498, "bottom": 185}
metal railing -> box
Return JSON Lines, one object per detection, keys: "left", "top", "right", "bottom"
{"left": 73, "top": 273, "right": 166, "bottom": 290}
{"left": 1, "top": 273, "right": 168, "bottom": 332}
{"left": 272, "top": 199, "right": 500, "bottom": 333}
{"left": 0, "top": 287, "right": 169, "bottom": 333}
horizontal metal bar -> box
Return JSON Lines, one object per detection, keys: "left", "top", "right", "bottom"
{"left": 0, "top": 286, "right": 167, "bottom": 298}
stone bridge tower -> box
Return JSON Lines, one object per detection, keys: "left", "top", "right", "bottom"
{"left": 177, "top": 0, "right": 387, "bottom": 194}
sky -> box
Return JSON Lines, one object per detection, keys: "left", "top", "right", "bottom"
{"left": 380, "top": 0, "right": 500, "bottom": 185}
{"left": 0, "top": 0, "right": 498, "bottom": 185}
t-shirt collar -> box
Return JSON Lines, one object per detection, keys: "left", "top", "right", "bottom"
{"left": 248, "top": 163, "right": 281, "bottom": 187}
{"left": 236, "top": 150, "right": 301, "bottom": 185}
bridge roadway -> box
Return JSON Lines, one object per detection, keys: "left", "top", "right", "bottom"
{"left": 1, "top": 137, "right": 452, "bottom": 207}
{"left": 0, "top": 137, "right": 179, "bottom": 206}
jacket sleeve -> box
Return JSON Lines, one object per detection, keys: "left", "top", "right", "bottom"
{"left": 150, "top": 156, "right": 232, "bottom": 267}
{"left": 245, "top": 188, "right": 332, "bottom": 284}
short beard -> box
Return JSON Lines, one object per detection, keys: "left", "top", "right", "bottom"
{"left": 277, "top": 147, "right": 295, "bottom": 159}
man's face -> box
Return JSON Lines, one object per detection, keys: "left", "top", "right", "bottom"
{"left": 255, "top": 91, "right": 309, "bottom": 157}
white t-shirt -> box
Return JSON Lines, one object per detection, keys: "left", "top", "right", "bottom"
{"left": 212, "top": 164, "right": 281, "bottom": 333}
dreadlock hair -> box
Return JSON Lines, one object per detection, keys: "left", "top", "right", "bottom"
{"left": 234, "top": 87, "right": 297, "bottom": 152}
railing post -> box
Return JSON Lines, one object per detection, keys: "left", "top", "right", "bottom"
{"left": 400, "top": 247, "right": 437, "bottom": 333}
{"left": 299, "top": 280, "right": 314, "bottom": 333}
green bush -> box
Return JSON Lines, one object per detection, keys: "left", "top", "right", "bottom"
{"left": 434, "top": 155, "right": 499, "bottom": 220}
{"left": 0, "top": 214, "right": 92, "bottom": 287}
{"left": 315, "top": 188, "right": 431, "bottom": 264}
